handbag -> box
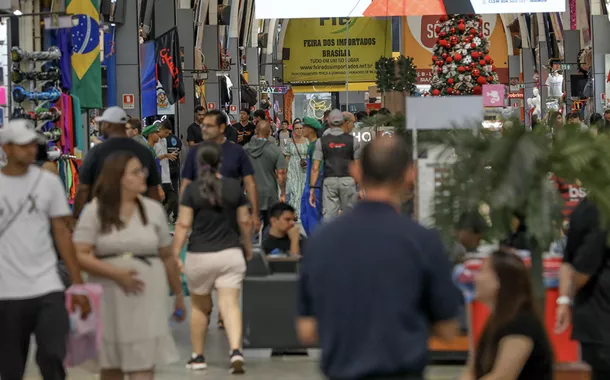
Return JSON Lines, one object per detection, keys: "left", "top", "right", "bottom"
{"left": 292, "top": 137, "right": 307, "bottom": 170}
{"left": 64, "top": 284, "right": 103, "bottom": 367}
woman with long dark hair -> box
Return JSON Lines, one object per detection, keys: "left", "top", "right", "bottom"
{"left": 460, "top": 250, "right": 553, "bottom": 380}
{"left": 73, "top": 152, "right": 184, "bottom": 380}
{"left": 172, "top": 141, "right": 253, "bottom": 373}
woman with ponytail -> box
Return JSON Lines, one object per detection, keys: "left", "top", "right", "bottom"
{"left": 172, "top": 141, "right": 253, "bottom": 374}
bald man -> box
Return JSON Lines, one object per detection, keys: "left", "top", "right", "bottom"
{"left": 311, "top": 109, "right": 363, "bottom": 221}
{"left": 244, "top": 120, "right": 288, "bottom": 233}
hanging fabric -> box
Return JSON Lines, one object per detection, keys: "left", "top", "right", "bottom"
{"left": 72, "top": 95, "right": 84, "bottom": 153}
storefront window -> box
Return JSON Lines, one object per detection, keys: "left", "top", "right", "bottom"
{"left": 292, "top": 93, "right": 331, "bottom": 121}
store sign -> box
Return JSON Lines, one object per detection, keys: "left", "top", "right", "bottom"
{"left": 482, "top": 84, "right": 506, "bottom": 107}
{"left": 255, "top": 0, "right": 565, "bottom": 18}
{"left": 403, "top": 15, "right": 509, "bottom": 85}
{"left": 261, "top": 86, "right": 288, "bottom": 94}
{"left": 283, "top": 18, "right": 391, "bottom": 83}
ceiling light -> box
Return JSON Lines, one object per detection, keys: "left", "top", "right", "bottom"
{"left": 13, "top": 10, "right": 22, "bottom": 16}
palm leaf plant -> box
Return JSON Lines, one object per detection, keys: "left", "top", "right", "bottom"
{"left": 425, "top": 121, "right": 610, "bottom": 307}
{"left": 361, "top": 114, "right": 610, "bottom": 308}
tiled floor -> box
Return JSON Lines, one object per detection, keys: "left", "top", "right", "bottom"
{"left": 23, "top": 298, "right": 463, "bottom": 380}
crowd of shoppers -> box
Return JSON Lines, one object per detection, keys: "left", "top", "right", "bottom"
{"left": 5, "top": 103, "right": 608, "bottom": 380}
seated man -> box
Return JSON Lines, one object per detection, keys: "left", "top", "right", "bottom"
{"left": 262, "top": 203, "right": 305, "bottom": 256}
{"left": 452, "top": 212, "right": 487, "bottom": 265}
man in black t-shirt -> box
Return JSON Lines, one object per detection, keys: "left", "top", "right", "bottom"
{"left": 73, "top": 107, "right": 161, "bottom": 218}
{"left": 234, "top": 109, "right": 255, "bottom": 146}
{"left": 557, "top": 198, "right": 610, "bottom": 380}
{"left": 262, "top": 203, "right": 305, "bottom": 256}
{"left": 166, "top": 131, "right": 182, "bottom": 215}
{"left": 186, "top": 106, "right": 205, "bottom": 147}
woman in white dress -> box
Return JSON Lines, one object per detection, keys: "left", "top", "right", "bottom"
{"left": 284, "top": 121, "right": 309, "bottom": 220}
{"left": 73, "top": 151, "right": 184, "bottom": 380}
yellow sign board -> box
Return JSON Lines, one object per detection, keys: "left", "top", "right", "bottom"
{"left": 283, "top": 18, "right": 391, "bottom": 84}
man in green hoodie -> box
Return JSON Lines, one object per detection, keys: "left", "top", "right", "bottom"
{"left": 244, "top": 120, "right": 287, "bottom": 233}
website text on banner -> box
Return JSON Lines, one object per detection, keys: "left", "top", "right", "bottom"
{"left": 283, "top": 18, "right": 391, "bottom": 84}
{"left": 255, "top": 0, "right": 565, "bottom": 19}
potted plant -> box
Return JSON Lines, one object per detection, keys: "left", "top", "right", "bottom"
{"left": 425, "top": 121, "right": 610, "bottom": 308}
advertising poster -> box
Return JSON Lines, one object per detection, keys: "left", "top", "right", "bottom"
{"left": 283, "top": 17, "right": 391, "bottom": 83}
{"left": 156, "top": 84, "right": 175, "bottom": 115}
{"left": 256, "top": 0, "right": 565, "bottom": 19}
{"left": 403, "top": 15, "right": 509, "bottom": 85}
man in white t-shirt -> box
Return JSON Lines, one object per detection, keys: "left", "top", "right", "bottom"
{"left": 0, "top": 119, "right": 90, "bottom": 380}
{"left": 154, "top": 119, "right": 178, "bottom": 220}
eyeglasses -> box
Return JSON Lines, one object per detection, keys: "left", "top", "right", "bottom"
{"left": 128, "top": 167, "right": 149, "bottom": 177}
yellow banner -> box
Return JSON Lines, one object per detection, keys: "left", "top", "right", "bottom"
{"left": 283, "top": 18, "right": 391, "bottom": 84}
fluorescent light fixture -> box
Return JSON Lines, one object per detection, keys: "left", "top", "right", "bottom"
{"left": 13, "top": 9, "right": 22, "bottom": 15}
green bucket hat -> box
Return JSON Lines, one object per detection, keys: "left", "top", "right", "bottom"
{"left": 302, "top": 117, "right": 322, "bottom": 131}
{"left": 142, "top": 124, "right": 159, "bottom": 138}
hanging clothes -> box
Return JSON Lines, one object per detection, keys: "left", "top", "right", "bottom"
{"left": 72, "top": 95, "right": 84, "bottom": 153}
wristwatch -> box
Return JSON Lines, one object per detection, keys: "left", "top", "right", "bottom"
{"left": 556, "top": 296, "right": 572, "bottom": 306}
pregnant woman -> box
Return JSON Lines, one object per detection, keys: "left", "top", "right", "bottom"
{"left": 73, "top": 152, "right": 184, "bottom": 380}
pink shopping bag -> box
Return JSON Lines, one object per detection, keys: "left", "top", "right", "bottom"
{"left": 64, "top": 284, "right": 103, "bottom": 367}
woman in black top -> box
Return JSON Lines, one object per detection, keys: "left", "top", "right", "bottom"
{"left": 172, "top": 142, "right": 253, "bottom": 374}
{"left": 461, "top": 250, "right": 554, "bottom": 380}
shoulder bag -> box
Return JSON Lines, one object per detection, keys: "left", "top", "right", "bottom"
{"left": 292, "top": 137, "right": 308, "bottom": 170}
{"left": 0, "top": 170, "right": 43, "bottom": 239}
{"left": 0, "top": 170, "right": 71, "bottom": 287}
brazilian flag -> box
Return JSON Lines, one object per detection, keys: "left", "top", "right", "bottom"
{"left": 66, "top": 0, "right": 102, "bottom": 109}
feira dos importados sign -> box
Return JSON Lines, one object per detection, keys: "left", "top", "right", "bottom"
{"left": 283, "top": 17, "right": 391, "bottom": 83}
{"left": 256, "top": 0, "right": 565, "bottom": 19}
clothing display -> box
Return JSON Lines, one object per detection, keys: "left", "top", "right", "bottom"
{"left": 546, "top": 72, "right": 564, "bottom": 98}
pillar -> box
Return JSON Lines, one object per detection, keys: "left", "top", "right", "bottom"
{"left": 115, "top": 0, "right": 141, "bottom": 118}
{"left": 229, "top": 38, "right": 241, "bottom": 118}
{"left": 153, "top": 0, "right": 176, "bottom": 36}
{"left": 538, "top": 41, "right": 549, "bottom": 115}
{"left": 591, "top": 15, "right": 610, "bottom": 112}
{"left": 177, "top": 8, "right": 195, "bottom": 139}
{"left": 228, "top": 1, "right": 241, "bottom": 119}
{"left": 203, "top": 25, "right": 221, "bottom": 110}
{"left": 563, "top": 30, "right": 581, "bottom": 113}
{"left": 521, "top": 48, "right": 536, "bottom": 121}
{"left": 246, "top": 47, "right": 260, "bottom": 109}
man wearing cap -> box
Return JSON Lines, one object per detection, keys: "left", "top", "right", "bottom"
{"left": 309, "top": 109, "right": 362, "bottom": 221}
{"left": 73, "top": 106, "right": 162, "bottom": 218}
{"left": 300, "top": 117, "right": 323, "bottom": 235}
{"left": 142, "top": 123, "right": 161, "bottom": 172}
{"left": 0, "top": 119, "right": 91, "bottom": 380}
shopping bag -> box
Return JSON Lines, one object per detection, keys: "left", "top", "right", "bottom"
{"left": 64, "top": 284, "right": 103, "bottom": 367}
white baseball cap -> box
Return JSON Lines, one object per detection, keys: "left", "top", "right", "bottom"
{"left": 0, "top": 119, "right": 46, "bottom": 145}
{"left": 95, "top": 106, "right": 129, "bottom": 124}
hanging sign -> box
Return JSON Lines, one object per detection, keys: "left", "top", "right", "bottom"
{"left": 261, "top": 86, "right": 289, "bottom": 94}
